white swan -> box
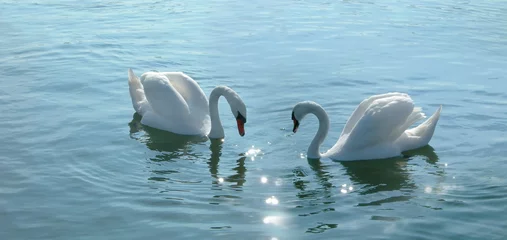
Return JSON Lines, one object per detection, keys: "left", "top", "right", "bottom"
{"left": 291, "top": 92, "right": 442, "bottom": 161}
{"left": 128, "top": 68, "right": 247, "bottom": 138}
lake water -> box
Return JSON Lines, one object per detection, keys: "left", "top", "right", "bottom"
{"left": 1, "top": 0, "right": 507, "bottom": 239}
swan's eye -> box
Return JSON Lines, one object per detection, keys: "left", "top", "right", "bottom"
{"left": 291, "top": 111, "right": 296, "bottom": 121}
{"left": 236, "top": 111, "right": 246, "bottom": 123}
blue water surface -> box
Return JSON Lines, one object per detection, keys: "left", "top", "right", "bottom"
{"left": 1, "top": 0, "right": 506, "bottom": 239}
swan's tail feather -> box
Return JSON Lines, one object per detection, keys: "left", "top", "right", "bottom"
{"left": 402, "top": 107, "right": 426, "bottom": 131}
{"left": 128, "top": 68, "right": 147, "bottom": 115}
{"left": 388, "top": 106, "right": 426, "bottom": 142}
{"left": 405, "top": 105, "right": 442, "bottom": 148}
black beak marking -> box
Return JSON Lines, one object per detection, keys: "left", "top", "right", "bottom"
{"left": 292, "top": 111, "right": 299, "bottom": 133}
{"left": 236, "top": 111, "right": 246, "bottom": 123}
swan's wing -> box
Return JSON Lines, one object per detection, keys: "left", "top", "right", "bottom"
{"left": 128, "top": 69, "right": 151, "bottom": 116}
{"left": 140, "top": 72, "right": 190, "bottom": 119}
{"left": 160, "top": 72, "right": 211, "bottom": 134}
{"left": 340, "top": 92, "right": 409, "bottom": 137}
{"left": 342, "top": 94, "right": 415, "bottom": 151}
{"left": 159, "top": 72, "right": 209, "bottom": 116}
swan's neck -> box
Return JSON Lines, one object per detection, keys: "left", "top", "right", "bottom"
{"left": 208, "top": 86, "right": 236, "bottom": 139}
{"left": 307, "top": 105, "right": 330, "bottom": 159}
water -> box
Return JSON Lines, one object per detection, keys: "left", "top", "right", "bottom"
{"left": 1, "top": 0, "right": 507, "bottom": 239}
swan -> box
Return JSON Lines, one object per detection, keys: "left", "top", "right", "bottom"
{"left": 127, "top": 68, "right": 247, "bottom": 138}
{"left": 291, "top": 92, "right": 442, "bottom": 161}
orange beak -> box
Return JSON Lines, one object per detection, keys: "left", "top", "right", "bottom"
{"left": 237, "top": 119, "right": 245, "bottom": 136}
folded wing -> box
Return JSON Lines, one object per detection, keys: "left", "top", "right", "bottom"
{"left": 343, "top": 94, "right": 424, "bottom": 151}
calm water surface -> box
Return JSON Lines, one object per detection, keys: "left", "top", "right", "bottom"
{"left": 1, "top": 0, "right": 507, "bottom": 239}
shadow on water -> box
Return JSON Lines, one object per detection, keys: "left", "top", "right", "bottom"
{"left": 208, "top": 139, "right": 247, "bottom": 188}
{"left": 339, "top": 145, "right": 440, "bottom": 195}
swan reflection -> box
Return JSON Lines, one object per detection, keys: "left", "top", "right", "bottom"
{"left": 340, "top": 145, "right": 438, "bottom": 194}
{"left": 208, "top": 139, "right": 247, "bottom": 188}
{"left": 129, "top": 113, "right": 207, "bottom": 161}
{"left": 340, "top": 145, "right": 441, "bottom": 195}
{"left": 292, "top": 160, "right": 334, "bottom": 200}
{"left": 292, "top": 145, "right": 442, "bottom": 201}
{"left": 130, "top": 114, "right": 247, "bottom": 191}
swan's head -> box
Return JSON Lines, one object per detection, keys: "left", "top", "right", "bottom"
{"left": 210, "top": 85, "right": 247, "bottom": 137}
{"left": 234, "top": 106, "right": 247, "bottom": 137}
{"left": 226, "top": 88, "right": 247, "bottom": 137}
{"left": 291, "top": 101, "right": 320, "bottom": 133}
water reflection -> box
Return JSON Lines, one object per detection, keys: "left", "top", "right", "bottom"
{"left": 340, "top": 145, "right": 440, "bottom": 195}
{"left": 129, "top": 113, "right": 249, "bottom": 208}
{"left": 292, "top": 145, "right": 442, "bottom": 208}
{"left": 292, "top": 160, "right": 334, "bottom": 200}
{"left": 403, "top": 145, "right": 440, "bottom": 164}
{"left": 130, "top": 113, "right": 249, "bottom": 190}
{"left": 128, "top": 113, "right": 207, "bottom": 161}
{"left": 208, "top": 139, "right": 247, "bottom": 188}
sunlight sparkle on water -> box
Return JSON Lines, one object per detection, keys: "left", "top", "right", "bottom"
{"left": 265, "top": 196, "right": 279, "bottom": 205}
{"left": 218, "top": 178, "right": 224, "bottom": 183}
{"left": 261, "top": 176, "right": 268, "bottom": 184}
{"left": 340, "top": 183, "right": 353, "bottom": 194}
{"left": 245, "top": 146, "right": 262, "bottom": 161}
{"left": 425, "top": 186, "right": 433, "bottom": 193}
{"left": 263, "top": 216, "right": 283, "bottom": 225}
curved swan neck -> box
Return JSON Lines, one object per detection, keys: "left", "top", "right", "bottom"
{"left": 208, "top": 86, "right": 237, "bottom": 139}
{"left": 306, "top": 104, "right": 330, "bottom": 159}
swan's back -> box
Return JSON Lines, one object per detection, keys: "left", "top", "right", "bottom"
{"left": 159, "top": 72, "right": 211, "bottom": 134}
{"left": 140, "top": 72, "right": 190, "bottom": 119}
{"left": 342, "top": 93, "right": 424, "bottom": 151}
{"left": 160, "top": 72, "right": 209, "bottom": 117}
{"left": 340, "top": 92, "right": 411, "bottom": 137}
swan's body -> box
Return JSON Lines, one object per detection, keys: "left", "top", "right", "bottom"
{"left": 291, "top": 93, "right": 442, "bottom": 161}
{"left": 128, "top": 69, "right": 247, "bottom": 138}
